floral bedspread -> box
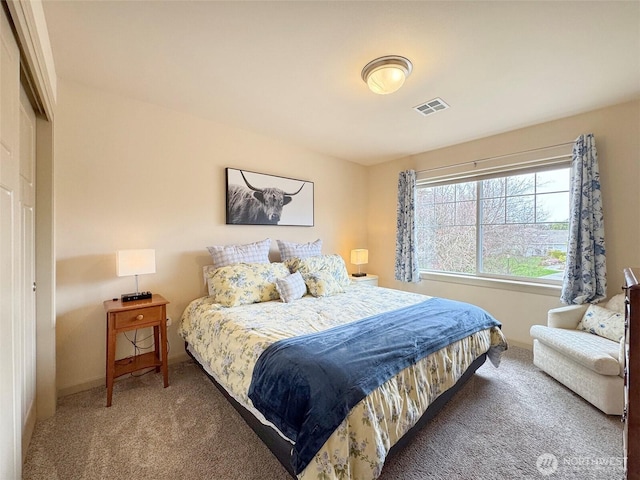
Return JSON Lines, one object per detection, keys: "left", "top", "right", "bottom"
{"left": 179, "top": 284, "right": 507, "bottom": 480}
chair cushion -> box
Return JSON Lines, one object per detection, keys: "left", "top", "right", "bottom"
{"left": 530, "top": 325, "right": 621, "bottom": 376}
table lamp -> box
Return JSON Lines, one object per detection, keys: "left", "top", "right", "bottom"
{"left": 116, "top": 249, "right": 155, "bottom": 302}
{"left": 350, "top": 249, "right": 368, "bottom": 277}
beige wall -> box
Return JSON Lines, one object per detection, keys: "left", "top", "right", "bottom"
{"left": 54, "top": 80, "right": 368, "bottom": 394}
{"left": 55, "top": 80, "right": 639, "bottom": 393}
{"left": 368, "top": 100, "right": 640, "bottom": 346}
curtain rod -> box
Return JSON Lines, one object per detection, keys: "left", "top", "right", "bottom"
{"left": 416, "top": 140, "right": 575, "bottom": 174}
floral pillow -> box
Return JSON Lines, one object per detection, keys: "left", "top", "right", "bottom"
{"left": 275, "top": 272, "right": 307, "bottom": 303}
{"left": 285, "top": 254, "right": 350, "bottom": 288}
{"left": 206, "top": 238, "right": 271, "bottom": 269}
{"left": 576, "top": 304, "right": 625, "bottom": 342}
{"left": 205, "top": 262, "right": 289, "bottom": 307}
{"left": 302, "top": 271, "right": 345, "bottom": 297}
{"left": 277, "top": 239, "right": 322, "bottom": 261}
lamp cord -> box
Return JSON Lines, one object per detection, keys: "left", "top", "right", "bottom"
{"left": 120, "top": 328, "right": 171, "bottom": 378}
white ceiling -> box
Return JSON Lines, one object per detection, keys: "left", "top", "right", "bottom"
{"left": 41, "top": 1, "right": 640, "bottom": 166}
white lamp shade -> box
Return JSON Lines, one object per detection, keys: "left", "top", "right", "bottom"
{"left": 116, "top": 249, "right": 156, "bottom": 277}
{"left": 350, "top": 249, "right": 369, "bottom": 265}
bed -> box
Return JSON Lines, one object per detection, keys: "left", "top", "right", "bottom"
{"left": 179, "top": 253, "right": 508, "bottom": 480}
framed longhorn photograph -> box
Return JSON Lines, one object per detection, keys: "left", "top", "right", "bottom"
{"left": 225, "top": 168, "right": 314, "bottom": 226}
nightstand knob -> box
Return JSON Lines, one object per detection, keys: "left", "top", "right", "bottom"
{"left": 136, "top": 314, "right": 144, "bottom": 321}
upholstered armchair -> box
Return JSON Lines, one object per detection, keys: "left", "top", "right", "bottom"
{"left": 529, "top": 295, "right": 625, "bottom": 415}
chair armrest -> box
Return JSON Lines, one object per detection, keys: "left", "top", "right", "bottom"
{"left": 547, "top": 305, "right": 589, "bottom": 329}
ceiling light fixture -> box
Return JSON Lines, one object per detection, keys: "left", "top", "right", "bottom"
{"left": 361, "top": 55, "right": 413, "bottom": 95}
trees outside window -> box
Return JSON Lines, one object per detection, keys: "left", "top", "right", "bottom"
{"left": 416, "top": 166, "right": 570, "bottom": 282}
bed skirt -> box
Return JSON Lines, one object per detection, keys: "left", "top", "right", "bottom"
{"left": 185, "top": 342, "right": 487, "bottom": 478}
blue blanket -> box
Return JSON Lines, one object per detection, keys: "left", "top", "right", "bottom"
{"left": 248, "top": 297, "right": 501, "bottom": 474}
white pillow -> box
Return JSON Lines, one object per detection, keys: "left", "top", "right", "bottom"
{"left": 277, "top": 239, "right": 322, "bottom": 261}
{"left": 207, "top": 239, "right": 270, "bottom": 268}
{"left": 274, "top": 272, "right": 307, "bottom": 303}
{"left": 576, "top": 304, "right": 625, "bottom": 342}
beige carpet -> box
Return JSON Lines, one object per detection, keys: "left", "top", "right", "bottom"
{"left": 23, "top": 347, "right": 624, "bottom": 479}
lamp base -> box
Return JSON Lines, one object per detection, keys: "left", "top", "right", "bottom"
{"left": 351, "top": 272, "right": 367, "bottom": 277}
{"left": 121, "top": 291, "right": 152, "bottom": 302}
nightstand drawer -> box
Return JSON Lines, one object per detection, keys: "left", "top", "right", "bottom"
{"left": 114, "top": 305, "right": 163, "bottom": 330}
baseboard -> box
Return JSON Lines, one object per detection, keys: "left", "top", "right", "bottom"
{"left": 506, "top": 338, "right": 533, "bottom": 350}
{"left": 168, "top": 352, "right": 190, "bottom": 364}
{"left": 22, "top": 402, "right": 37, "bottom": 462}
{"left": 57, "top": 352, "right": 191, "bottom": 398}
{"left": 58, "top": 378, "right": 104, "bottom": 398}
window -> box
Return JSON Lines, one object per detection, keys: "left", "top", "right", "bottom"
{"left": 416, "top": 165, "right": 570, "bottom": 283}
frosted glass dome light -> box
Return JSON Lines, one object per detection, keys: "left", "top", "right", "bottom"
{"left": 361, "top": 56, "right": 413, "bottom": 95}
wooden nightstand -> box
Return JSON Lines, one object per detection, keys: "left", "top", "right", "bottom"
{"left": 103, "top": 294, "right": 169, "bottom": 407}
{"left": 350, "top": 274, "right": 379, "bottom": 286}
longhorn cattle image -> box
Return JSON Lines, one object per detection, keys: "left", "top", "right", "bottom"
{"left": 227, "top": 170, "right": 306, "bottom": 225}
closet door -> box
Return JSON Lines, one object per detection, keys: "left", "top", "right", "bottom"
{"left": 20, "top": 84, "right": 37, "bottom": 449}
{"left": 0, "top": 5, "right": 22, "bottom": 479}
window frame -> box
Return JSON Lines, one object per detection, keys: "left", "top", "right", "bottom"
{"left": 416, "top": 156, "right": 572, "bottom": 291}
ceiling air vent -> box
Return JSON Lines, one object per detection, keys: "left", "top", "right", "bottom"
{"left": 413, "top": 97, "right": 450, "bottom": 117}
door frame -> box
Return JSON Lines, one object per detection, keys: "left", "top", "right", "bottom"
{"left": 5, "top": 0, "right": 57, "bottom": 421}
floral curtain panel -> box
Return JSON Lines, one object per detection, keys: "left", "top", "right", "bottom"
{"left": 395, "top": 170, "right": 420, "bottom": 283}
{"left": 561, "top": 134, "right": 607, "bottom": 305}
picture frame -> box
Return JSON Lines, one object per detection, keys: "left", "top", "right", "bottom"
{"left": 225, "top": 168, "right": 314, "bottom": 226}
